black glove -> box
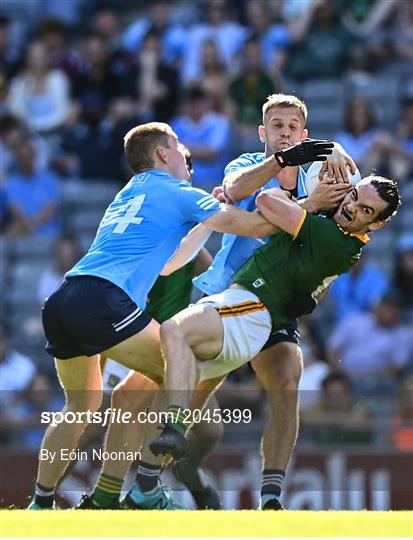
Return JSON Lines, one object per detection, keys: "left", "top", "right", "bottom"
{"left": 274, "top": 139, "right": 334, "bottom": 168}
{"left": 285, "top": 294, "right": 318, "bottom": 319}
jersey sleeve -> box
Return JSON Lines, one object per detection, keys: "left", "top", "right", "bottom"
{"left": 178, "top": 183, "right": 222, "bottom": 223}
{"left": 224, "top": 153, "right": 259, "bottom": 178}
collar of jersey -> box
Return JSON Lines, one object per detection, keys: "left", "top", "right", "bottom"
{"left": 336, "top": 224, "right": 369, "bottom": 244}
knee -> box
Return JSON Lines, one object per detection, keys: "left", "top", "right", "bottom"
{"left": 160, "top": 318, "right": 182, "bottom": 343}
{"left": 255, "top": 361, "right": 301, "bottom": 391}
{"left": 112, "top": 378, "right": 155, "bottom": 412}
{"left": 66, "top": 389, "right": 103, "bottom": 415}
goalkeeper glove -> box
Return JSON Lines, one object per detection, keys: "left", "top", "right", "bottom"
{"left": 274, "top": 139, "right": 334, "bottom": 168}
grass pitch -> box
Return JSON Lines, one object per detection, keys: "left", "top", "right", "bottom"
{"left": 1, "top": 510, "right": 412, "bottom": 537}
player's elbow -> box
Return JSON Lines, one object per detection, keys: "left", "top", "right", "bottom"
{"left": 256, "top": 192, "right": 281, "bottom": 225}
{"left": 160, "top": 264, "right": 173, "bottom": 277}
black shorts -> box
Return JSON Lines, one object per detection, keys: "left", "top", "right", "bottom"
{"left": 42, "top": 276, "right": 152, "bottom": 359}
{"left": 260, "top": 319, "right": 300, "bottom": 351}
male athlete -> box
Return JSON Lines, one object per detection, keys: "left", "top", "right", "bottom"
{"left": 188, "top": 93, "right": 356, "bottom": 510}
{"left": 75, "top": 95, "right": 357, "bottom": 512}
{"left": 29, "top": 122, "right": 331, "bottom": 509}
{"left": 151, "top": 176, "right": 401, "bottom": 466}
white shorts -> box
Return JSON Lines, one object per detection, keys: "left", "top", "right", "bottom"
{"left": 102, "top": 357, "right": 132, "bottom": 392}
{"left": 196, "top": 288, "right": 271, "bottom": 382}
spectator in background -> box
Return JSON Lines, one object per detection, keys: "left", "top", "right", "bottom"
{"left": 38, "top": 18, "right": 83, "bottom": 84}
{"left": 370, "top": 99, "right": 413, "bottom": 182}
{"left": 181, "top": 0, "right": 247, "bottom": 83}
{"left": 171, "top": 86, "right": 231, "bottom": 190}
{"left": 0, "top": 13, "right": 20, "bottom": 82}
{"left": 7, "top": 40, "right": 70, "bottom": 133}
{"left": 329, "top": 252, "right": 389, "bottom": 326}
{"left": 390, "top": 375, "right": 413, "bottom": 452}
{"left": 327, "top": 294, "right": 411, "bottom": 393}
{"left": 134, "top": 29, "right": 179, "bottom": 122}
{"left": 93, "top": 6, "right": 135, "bottom": 82}
{"left": 3, "top": 141, "right": 60, "bottom": 238}
{"left": 334, "top": 96, "right": 386, "bottom": 175}
{"left": 59, "top": 96, "right": 137, "bottom": 181}
{"left": 301, "top": 371, "right": 373, "bottom": 446}
{"left": 298, "top": 321, "right": 330, "bottom": 412}
{"left": 2, "top": 373, "right": 63, "bottom": 451}
{"left": 391, "top": 0, "right": 413, "bottom": 77}
{"left": 37, "top": 234, "right": 82, "bottom": 304}
{"left": 341, "top": 0, "right": 398, "bottom": 36}
{"left": 196, "top": 39, "right": 231, "bottom": 116}
{"left": 0, "top": 323, "right": 36, "bottom": 407}
{"left": 230, "top": 37, "right": 279, "bottom": 151}
{"left": 123, "top": 0, "right": 186, "bottom": 66}
{"left": 0, "top": 114, "right": 50, "bottom": 179}
{"left": 244, "top": 0, "right": 290, "bottom": 75}
{"left": 393, "top": 235, "right": 413, "bottom": 321}
{"left": 287, "top": 0, "right": 355, "bottom": 81}
{"left": 74, "top": 32, "right": 130, "bottom": 111}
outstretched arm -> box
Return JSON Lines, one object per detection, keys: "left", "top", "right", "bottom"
{"left": 203, "top": 203, "right": 277, "bottom": 238}
{"left": 161, "top": 224, "right": 212, "bottom": 276}
{"left": 224, "top": 139, "right": 333, "bottom": 202}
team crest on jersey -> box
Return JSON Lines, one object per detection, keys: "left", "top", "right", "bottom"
{"left": 252, "top": 277, "right": 265, "bottom": 288}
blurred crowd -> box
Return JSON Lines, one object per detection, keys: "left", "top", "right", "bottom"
{"left": 0, "top": 0, "right": 413, "bottom": 453}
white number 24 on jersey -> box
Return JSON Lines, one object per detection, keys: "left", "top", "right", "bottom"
{"left": 100, "top": 195, "right": 146, "bottom": 234}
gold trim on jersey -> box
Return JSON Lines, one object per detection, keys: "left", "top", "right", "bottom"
{"left": 293, "top": 210, "right": 307, "bottom": 239}
{"left": 337, "top": 224, "right": 370, "bottom": 244}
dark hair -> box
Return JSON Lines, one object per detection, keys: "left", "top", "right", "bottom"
{"left": 321, "top": 371, "right": 352, "bottom": 392}
{"left": 39, "top": 17, "right": 67, "bottom": 37}
{"left": 367, "top": 176, "right": 401, "bottom": 221}
{"left": 184, "top": 85, "right": 208, "bottom": 102}
{"left": 0, "top": 114, "right": 24, "bottom": 135}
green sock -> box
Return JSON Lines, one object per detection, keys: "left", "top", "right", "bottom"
{"left": 167, "top": 405, "right": 190, "bottom": 436}
{"left": 92, "top": 473, "right": 123, "bottom": 508}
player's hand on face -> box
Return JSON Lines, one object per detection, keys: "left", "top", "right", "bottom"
{"left": 211, "top": 185, "right": 231, "bottom": 203}
{"left": 318, "top": 143, "right": 357, "bottom": 184}
{"left": 308, "top": 181, "right": 351, "bottom": 211}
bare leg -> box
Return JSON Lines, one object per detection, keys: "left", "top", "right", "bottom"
{"left": 160, "top": 304, "right": 224, "bottom": 409}
{"left": 100, "top": 371, "right": 159, "bottom": 479}
{"left": 37, "top": 355, "right": 103, "bottom": 489}
{"left": 103, "top": 319, "right": 164, "bottom": 384}
{"left": 251, "top": 342, "right": 302, "bottom": 507}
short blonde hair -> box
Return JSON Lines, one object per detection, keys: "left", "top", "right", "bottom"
{"left": 124, "top": 122, "right": 175, "bottom": 173}
{"left": 262, "top": 94, "right": 308, "bottom": 125}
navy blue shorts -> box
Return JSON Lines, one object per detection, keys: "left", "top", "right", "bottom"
{"left": 42, "top": 276, "right": 152, "bottom": 359}
{"left": 260, "top": 319, "right": 300, "bottom": 351}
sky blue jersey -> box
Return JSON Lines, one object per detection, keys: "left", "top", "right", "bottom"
{"left": 193, "top": 152, "right": 307, "bottom": 295}
{"left": 66, "top": 170, "right": 221, "bottom": 309}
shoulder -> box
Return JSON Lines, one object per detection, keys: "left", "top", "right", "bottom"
{"left": 225, "top": 152, "right": 265, "bottom": 173}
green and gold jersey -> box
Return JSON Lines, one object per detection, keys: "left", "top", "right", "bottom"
{"left": 232, "top": 212, "right": 368, "bottom": 327}
{"left": 146, "top": 260, "right": 196, "bottom": 323}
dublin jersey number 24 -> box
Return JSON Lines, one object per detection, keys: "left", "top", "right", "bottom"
{"left": 100, "top": 195, "right": 146, "bottom": 234}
